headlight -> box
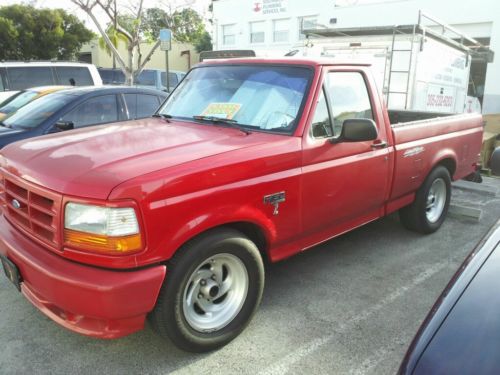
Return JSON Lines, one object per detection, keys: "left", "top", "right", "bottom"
{"left": 65, "top": 203, "right": 139, "bottom": 236}
{"left": 64, "top": 202, "right": 142, "bottom": 254}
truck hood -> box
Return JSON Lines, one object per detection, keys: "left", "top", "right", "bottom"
{"left": 0, "top": 118, "right": 288, "bottom": 199}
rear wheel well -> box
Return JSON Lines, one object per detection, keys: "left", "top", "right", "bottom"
{"left": 436, "top": 158, "right": 456, "bottom": 179}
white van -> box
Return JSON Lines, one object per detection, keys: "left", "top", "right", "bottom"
{"left": 0, "top": 62, "right": 102, "bottom": 103}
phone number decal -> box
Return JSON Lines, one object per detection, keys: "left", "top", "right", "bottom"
{"left": 427, "top": 94, "right": 453, "bottom": 108}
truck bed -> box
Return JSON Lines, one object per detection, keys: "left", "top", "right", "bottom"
{"left": 388, "top": 109, "right": 454, "bottom": 125}
{"left": 389, "top": 112, "right": 484, "bottom": 201}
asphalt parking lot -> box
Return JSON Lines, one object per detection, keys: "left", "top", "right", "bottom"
{"left": 1, "top": 177, "right": 499, "bottom": 375}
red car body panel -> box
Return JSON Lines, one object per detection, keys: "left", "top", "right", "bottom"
{"left": 0, "top": 58, "right": 483, "bottom": 338}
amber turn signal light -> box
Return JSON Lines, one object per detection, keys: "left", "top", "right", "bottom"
{"left": 64, "top": 229, "right": 142, "bottom": 255}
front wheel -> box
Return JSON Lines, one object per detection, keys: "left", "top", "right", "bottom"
{"left": 149, "top": 228, "right": 264, "bottom": 352}
{"left": 399, "top": 165, "right": 451, "bottom": 234}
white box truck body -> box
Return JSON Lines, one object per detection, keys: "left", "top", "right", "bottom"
{"left": 296, "top": 13, "right": 489, "bottom": 114}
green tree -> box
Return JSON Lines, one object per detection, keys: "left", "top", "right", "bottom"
{"left": 170, "top": 8, "right": 205, "bottom": 43}
{"left": 59, "top": 12, "right": 96, "bottom": 59}
{"left": 0, "top": 17, "right": 19, "bottom": 60}
{"left": 195, "top": 31, "right": 213, "bottom": 53}
{"left": 142, "top": 7, "right": 212, "bottom": 48}
{"left": 98, "top": 26, "right": 129, "bottom": 58}
{"left": 0, "top": 5, "right": 94, "bottom": 60}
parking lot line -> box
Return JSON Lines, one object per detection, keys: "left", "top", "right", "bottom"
{"left": 259, "top": 261, "right": 450, "bottom": 375}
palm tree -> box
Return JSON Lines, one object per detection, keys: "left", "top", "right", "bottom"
{"left": 98, "top": 26, "right": 128, "bottom": 68}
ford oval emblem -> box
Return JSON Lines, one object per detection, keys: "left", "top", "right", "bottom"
{"left": 11, "top": 199, "right": 21, "bottom": 209}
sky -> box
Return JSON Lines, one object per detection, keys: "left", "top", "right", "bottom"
{"left": 2, "top": 0, "right": 212, "bottom": 32}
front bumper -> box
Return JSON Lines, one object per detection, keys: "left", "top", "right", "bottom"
{"left": 0, "top": 215, "right": 166, "bottom": 338}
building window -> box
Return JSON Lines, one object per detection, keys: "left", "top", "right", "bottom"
{"left": 273, "top": 19, "right": 289, "bottom": 43}
{"left": 222, "top": 24, "right": 236, "bottom": 45}
{"left": 298, "top": 16, "right": 318, "bottom": 40}
{"left": 250, "top": 21, "right": 265, "bottom": 44}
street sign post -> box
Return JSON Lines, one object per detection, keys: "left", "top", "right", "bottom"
{"left": 160, "top": 29, "right": 172, "bottom": 91}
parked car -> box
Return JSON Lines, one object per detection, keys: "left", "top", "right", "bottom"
{"left": 98, "top": 68, "right": 186, "bottom": 92}
{"left": 399, "top": 218, "right": 500, "bottom": 375}
{"left": 0, "top": 86, "right": 70, "bottom": 120}
{"left": 0, "top": 58, "right": 483, "bottom": 352}
{"left": 0, "top": 62, "right": 102, "bottom": 104}
{"left": 0, "top": 86, "right": 167, "bottom": 148}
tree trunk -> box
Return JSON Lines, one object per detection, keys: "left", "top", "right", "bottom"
{"left": 127, "top": 47, "right": 134, "bottom": 85}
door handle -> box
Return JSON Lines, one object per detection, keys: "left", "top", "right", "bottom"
{"left": 370, "top": 141, "right": 388, "bottom": 149}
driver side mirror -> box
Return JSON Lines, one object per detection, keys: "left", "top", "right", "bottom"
{"left": 54, "top": 120, "right": 74, "bottom": 132}
{"left": 330, "top": 118, "right": 378, "bottom": 144}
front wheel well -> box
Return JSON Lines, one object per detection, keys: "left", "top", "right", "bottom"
{"left": 223, "top": 222, "right": 269, "bottom": 262}
{"left": 173, "top": 222, "right": 270, "bottom": 263}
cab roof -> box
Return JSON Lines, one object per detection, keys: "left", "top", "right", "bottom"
{"left": 198, "top": 57, "right": 372, "bottom": 67}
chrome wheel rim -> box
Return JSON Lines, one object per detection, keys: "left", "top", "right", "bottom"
{"left": 182, "top": 253, "right": 249, "bottom": 332}
{"left": 426, "top": 178, "right": 446, "bottom": 223}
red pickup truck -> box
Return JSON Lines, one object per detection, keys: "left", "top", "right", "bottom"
{"left": 0, "top": 58, "right": 483, "bottom": 352}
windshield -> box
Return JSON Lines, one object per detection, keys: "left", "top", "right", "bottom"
{"left": 3, "top": 92, "right": 74, "bottom": 129}
{"left": 0, "top": 90, "right": 38, "bottom": 115}
{"left": 159, "top": 65, "right": 312, "bottom": 133}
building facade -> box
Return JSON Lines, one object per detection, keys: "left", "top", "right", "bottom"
{"left": 212, "top": 0, "right": 500, "bottom": 114}
{"left": 79, "top": 39, "right": 200, "bottom": 73}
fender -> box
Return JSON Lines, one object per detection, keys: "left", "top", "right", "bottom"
{"left": 159, "top": 204, "right": 275, "bottom": 261}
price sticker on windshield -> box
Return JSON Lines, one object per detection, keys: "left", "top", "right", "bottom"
{"left": 201, "top": 103, "right": 241, "bottom": 119}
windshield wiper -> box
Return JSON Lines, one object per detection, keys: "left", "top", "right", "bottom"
{"left": 0, "top": 121, "right": 10, "bottom": 128}
{"left": 192, "top": 115, "right": 251, "bottom": 135}
{"left": 152, "top": 113, "right": 172, "bottom": 123}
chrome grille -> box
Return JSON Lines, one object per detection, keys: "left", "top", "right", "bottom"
{"left": 0, "top": 169, "right": 62, "bottom": 250}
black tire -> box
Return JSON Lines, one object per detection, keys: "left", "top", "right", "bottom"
{"left": 149, "top": 228, "right": 265, "bottom": 352}
{"left": 399, "top": 165, "right": 451, "bottom": 234}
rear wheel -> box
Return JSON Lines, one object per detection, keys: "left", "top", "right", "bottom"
{"left": 399, "top": 165, "right": 451, "bottom": 234}
{"left": 149, "top": 228, "right": 264, "bottom": 352}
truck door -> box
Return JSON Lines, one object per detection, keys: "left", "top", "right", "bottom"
{"left": 301, "top": 68, "right": 391, "bottom": 242}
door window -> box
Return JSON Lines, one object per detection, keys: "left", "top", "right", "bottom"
{"left": 61, "top": 95, "right": 118, "bottom": 128}
{"left": 136, "top": 94, "right": 160, "bottom": 118}
{"left": 124, "top": 94, "right": 137, "bottom": 118}
{"left": 311, "top": 89, "right": 333, "bottom": 138}
{"left": 7, "top": 67, "right": 55, "bottom": 90}
{"left": 325, "top": 72, "right": 373, "bottom": 137}
{"left": 55, "top": 66, "right": 93, "bottom": 86}
{"left": 124, "top": 94, "right": 161, "bottom": 119}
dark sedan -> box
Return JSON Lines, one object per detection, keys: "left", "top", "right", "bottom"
{"left": 0, "top": 86, "right": 167, "bottom": 148}
{"left": 399, "top": 218, "right": 500, "bottom": 374}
